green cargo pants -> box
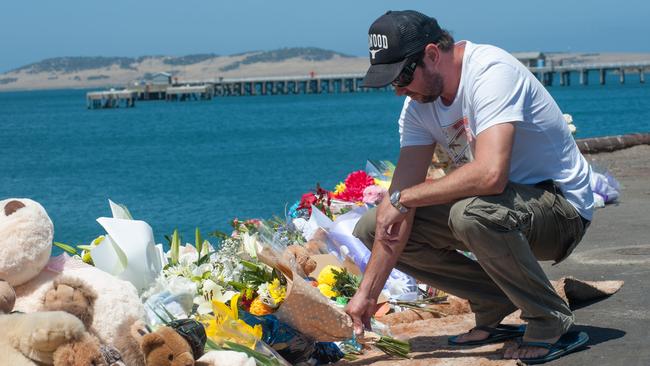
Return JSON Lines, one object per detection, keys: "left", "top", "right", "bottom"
{"left": 353, "top": 181, "right": 589, "bottom": 340}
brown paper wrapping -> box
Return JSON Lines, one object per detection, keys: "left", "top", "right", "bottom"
{"left": 257, "top": 246, "right": 354, "bottom": 342}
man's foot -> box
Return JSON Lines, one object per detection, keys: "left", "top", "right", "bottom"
{"left": 504, "top": 331, "right": 589, "bottom": 364}
{"left": 504, "top": 335, "right": 560, "bottom": 360}
{"left": 448, "top": 324, "right": 526, "bottom": 346}
{"left": 452, "top": 328, "right": 491, "bottom": 343}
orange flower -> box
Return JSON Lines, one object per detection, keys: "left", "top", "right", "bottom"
{"left": 249, "top": 297, "right": 274, "bottom": 316}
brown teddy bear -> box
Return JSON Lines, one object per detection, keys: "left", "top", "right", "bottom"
{"left": 42, "top": 276, "right": 114, "bottom": 365}
{"left": 282, "top": 244, "right": 317, "bottom": 278}
{"left": 140, "top": 326, "right": 195, "bottom": 366}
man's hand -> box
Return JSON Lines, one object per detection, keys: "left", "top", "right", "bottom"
{"left": 345, "top": 291, "right": 378, "bottom": 336}
{"left": 375, "top": 195, "right": 407, "bottom": 245}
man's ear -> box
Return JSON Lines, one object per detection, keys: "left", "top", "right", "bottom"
{"left": 141, "top": 333, "right": 165, "bottom": 355}
{"left": 424, "top": 43, "right": 440, "bottom": 65}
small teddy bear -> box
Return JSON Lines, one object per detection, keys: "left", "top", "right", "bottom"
{"left": 0, "top": 279, "right": 102, "bottom": 366}
{"left": 282, "top": 244, "right": 317, "bottom": 278}
{"left": 140, "top": 326, "right": 196, "bottom": 366}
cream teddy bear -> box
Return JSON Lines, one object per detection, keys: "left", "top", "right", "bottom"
{"left": 0, "top": 198, "right": 145, "bottom": 349}
{"left": 0, "top": 279, "right": 95, "bottom": 366}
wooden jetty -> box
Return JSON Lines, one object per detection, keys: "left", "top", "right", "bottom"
{"left": 86, "top": 89, "right": 136, "bottom": 109}
{"left": 84, "top": 58, "right": 650, "bottom": 107}
{"left": 531, "top": 61, "right": 650, "bottom": 86}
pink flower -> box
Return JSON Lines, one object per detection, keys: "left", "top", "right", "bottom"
{"left": 362, "top": 185, "right": 387, "bottom": 205}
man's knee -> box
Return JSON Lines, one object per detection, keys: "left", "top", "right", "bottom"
{"left": 353, "top": 208, "right": 376, "bottom": 250}
{"left": 448, "top": 197, "right": 483, "bottom": 238}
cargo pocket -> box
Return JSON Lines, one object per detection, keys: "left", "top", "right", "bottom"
{"left": 461, "top": 187, "right": 532, "bottom": 258}
{"left": 551, "top": 189, "right": 585, "bottom": 264}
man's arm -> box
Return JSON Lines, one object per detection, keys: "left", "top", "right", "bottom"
{"left": 346, "top": 143, "right": 434, "bottom": 334}
{"left": 400, "top": 122, "right": 515, "bottom": 208}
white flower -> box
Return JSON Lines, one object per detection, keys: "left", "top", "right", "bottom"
{"left": 241, "top": 232, "right": 259, "bottom": 259}
{"left": 194, "top": 279, "right": 237, "bottom": 315}
{"left": 292, "top": 218, "right": 308, "bottom": 232}
{"left": 179, "top": 251, "right": 199, "bottom": 266}
{"left": 192, "top": 263, "right": 213, "bottom": 278}
{"left": 167, "top": 276, "right": 197, "bottom": 296}
{"left": 256, "top": 282, "right": 277, "bottom": 308}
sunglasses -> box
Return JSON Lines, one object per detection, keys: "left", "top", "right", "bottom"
{"left": 392, "top": 54, "right": 422, "bottom": 88}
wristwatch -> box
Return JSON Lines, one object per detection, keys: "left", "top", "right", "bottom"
{"left": 389, "top": 190, "right": 410, "bottom": 214}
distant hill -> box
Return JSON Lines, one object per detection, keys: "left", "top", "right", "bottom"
{"left": 2, "top": 48, "right": 650, "bottom": 91}
{"left": 0, "top": 47, "right": 367, "bottom": 91}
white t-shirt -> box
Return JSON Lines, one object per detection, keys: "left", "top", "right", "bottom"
{"left": 398, "top": 41, "right": 594, "bottom": 220}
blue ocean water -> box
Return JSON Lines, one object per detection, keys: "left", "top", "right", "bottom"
{"left": 1, "top": 77, "right": 649, "bottom": 250}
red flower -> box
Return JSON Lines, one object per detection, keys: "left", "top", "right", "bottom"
{"left": 298, "top": 184, "right": 333, "bottom": 217}
{"left": 298, "top": 192, "right": 318, "bottom": 213}
{"left": 335, "top": 171, "right": 375, "bottom": 202}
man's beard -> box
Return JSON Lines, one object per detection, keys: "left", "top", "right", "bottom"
{"left": 415, "top": 69, "right": 443, "bottom": 104}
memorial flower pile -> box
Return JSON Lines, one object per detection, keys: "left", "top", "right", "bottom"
{"left": 54, "top": 162, "right": 420, "bottom": 364}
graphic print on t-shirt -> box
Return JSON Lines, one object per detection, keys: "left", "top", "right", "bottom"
{"left": 441, "top": 117, "right": 474, "bottom": 166}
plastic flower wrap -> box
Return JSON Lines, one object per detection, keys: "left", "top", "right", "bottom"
{"left": 203, "top": 293, "right": 263, "bottom": 348}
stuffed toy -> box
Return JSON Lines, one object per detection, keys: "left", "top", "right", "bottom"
{"left": 140, "top": 326, "right": 195, "bottom": 366}
{"left": 0, "top": 279, "right": 102, "bottom": 366}
{"left": 0, "top": 198, "right": 145, "bottom": 348}
{"left": 282, "top": 244, "right": 317, "bottom": 278}
{"left": 196, "top": 351, "right": 255, "bottom": 366}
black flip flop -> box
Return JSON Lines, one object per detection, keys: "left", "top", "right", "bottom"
{"left": 517, "top": 331, "right": 589, "bottom": 364}
{"left": 448, "top": 324, "right": 526, "bottom": 346}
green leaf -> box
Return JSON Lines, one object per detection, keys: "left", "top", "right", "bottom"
{"left": 77, "top": 245, "right": 94, "bottom": 251}
{"left": 228, "top": 281, "right": 248, "bottom": 291}
{"left": 53, "top": 242, "right": 78, "bottom": 256}
{"left": 196, "top": 250, "right": 217, "bottom": 266}
{"left": 210, "top": 230, "right": 229, "bottom": 241}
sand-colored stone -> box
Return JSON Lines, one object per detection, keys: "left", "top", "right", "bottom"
{"left": 337, "top": 278, "right": 622, "bottom": 365}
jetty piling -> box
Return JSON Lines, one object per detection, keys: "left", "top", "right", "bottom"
{"left": 532, "top": 61, "right": 650, "bottom": 87}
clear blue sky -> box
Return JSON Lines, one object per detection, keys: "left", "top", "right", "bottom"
{"left": 2, "top": 0, "right": 649, "bottom": 73}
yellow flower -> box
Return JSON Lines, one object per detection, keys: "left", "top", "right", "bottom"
{"left": 334, "top": 182, "right": 346, "bottom": 195}
{"left": 318, "top": 283, "right": 339, "bottom": 299}
{"left": 201, "top": 293, "right": 262, "bottom": 348}
{"left": 249, "top": 297, "right": 274, "bottom": 316}
{"left": 374, "top": 178, "right": 391, "bottom": 190}
{"left": 268, "top": 278, "right": 286, "bottom": 305}
{"left": 317, "top": 265, "right": 342, "bottom": 286}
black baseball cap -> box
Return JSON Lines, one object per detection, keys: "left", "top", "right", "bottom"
{"left": 362, "top": 10, "right": 443, "bottom": 88}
